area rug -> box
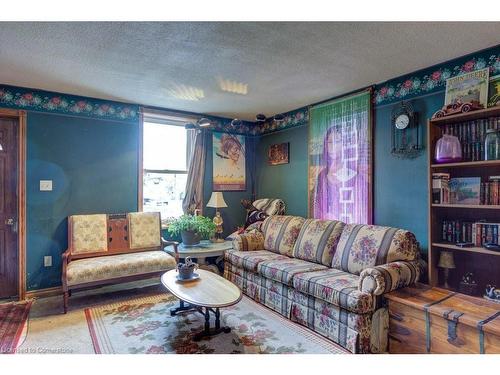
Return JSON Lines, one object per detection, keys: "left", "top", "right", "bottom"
{"left": 0, "top": 300, "right": 32, "bottom": 354}
{"left": 85, "top": 293, "right": 348, "bottom": 354}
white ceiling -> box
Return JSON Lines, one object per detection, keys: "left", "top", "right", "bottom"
{"left": 0, "top": 22, "right": 498, "bottom": 120}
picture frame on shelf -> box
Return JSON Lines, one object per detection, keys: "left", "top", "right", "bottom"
{"left": 488, "top": 75, "right": 500, "bottom": 108}
{"left": 444, "top": 67, "right": 489, "bottom": 108}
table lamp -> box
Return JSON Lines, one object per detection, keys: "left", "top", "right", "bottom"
{"left": 207, "top": 192, "right": 228, "bottom": 243}
{"left": 438, "top": 250, "right": 455, "bottom": 289}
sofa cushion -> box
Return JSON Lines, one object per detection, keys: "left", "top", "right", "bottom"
{"left": 66, "top": 250, "right": 176, "bottom": 286}
{"left": 292, "top": 219, "right": 345, "bottom": 266}
{"left": 292, "top": 269, "right": 374, "bottom": 314}
{"left": 331, "top": 224, "right": 419, "bottom": 275}
{"left": 225, "top": 249, "right": 288, "bottom": 273}
{"left": 128, "top": 212, "right": 161, "bottom": 249}
{"left": 261, "top": 215, "right": 305, "bottom": 256}
{"left": 71, "top": 214, "right": 108, "bottom": 255}
{"left": 257, "top": 257, "right": 327, "bottom": 285}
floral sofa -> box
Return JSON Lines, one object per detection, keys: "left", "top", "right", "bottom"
{"left": 224, "top": 215, "right": 422, "bottom": 353}
{"left": 62, "top": 212, "right": 178, "bottom": 313}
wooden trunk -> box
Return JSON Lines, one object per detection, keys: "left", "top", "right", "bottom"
{"left": 385, "top": 284, "right": 500, "bottom": 354}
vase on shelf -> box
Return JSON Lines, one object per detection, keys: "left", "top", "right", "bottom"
{"left": 485, "top": 129, "right": 500, "bottom": 161}
{"left": 435, "top": 134, "right": 462, "bottom": 163}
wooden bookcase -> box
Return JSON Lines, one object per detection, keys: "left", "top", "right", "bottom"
{"left": 428, "top": 106, "right": 500, "bottom": 294}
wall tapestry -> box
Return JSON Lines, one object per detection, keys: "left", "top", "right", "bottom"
{"left": 308, "top": 90, "right": 372, "bottom": 224}
{"left": 213, "top": 132, "right": 246, "bottom": 191}
{"left": 268, "top": 142, "right": 289, "bottom": 165}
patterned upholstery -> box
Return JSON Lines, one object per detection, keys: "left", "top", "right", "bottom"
{"left": 128, "top": 212, "right": 161, "bottom": 249}
{"left": 66, "top": 250, "right": 176, "bottom": 286}
{"left": 257, "top": 257, "right": 327, "bottom": 285}
{"left": 359, "top": 260, "right": 422, "bottom": 295}
{"left": 71, "top": 214, "right": 108, "bottom": 254}
{"left": 292, "top": 219, "right": 345, "bottom": 266}
{"left": 292, "top": 269, "right": 374, "bottom": 314}
{"left": 225, "top": 249, "right": 288, "bottom": 273}
{"left": 261, "top": 215, "right": 305, "bottom": 256}
{"left": 331, "top": 224, "right": 419, "bottom": 275}
{"left": 252, "top": 198, "right": 286, "bottom": 216}
{"left": 231, "top": 230, "right": 265, "bottom": 251}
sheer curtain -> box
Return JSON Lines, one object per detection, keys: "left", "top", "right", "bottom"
{"left": 308, "top": 90, "right": 372, "bottom": 224}
{"left": 182, "top": 129, "right": 207, "bottom": 215}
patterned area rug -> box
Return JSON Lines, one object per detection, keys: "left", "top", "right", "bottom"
{"left": 85, "top": 293, "right": 348, "bottom": 354}
{"left": 0, "top": 300, "right": 32, "bottom": 354}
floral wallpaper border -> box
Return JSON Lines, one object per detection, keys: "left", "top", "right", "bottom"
{"left": 0, "top": 84, "right": 140, "bottom": 123}
{"left": 374, "top": 47, "right": 500, "bottom": 105}
{"left": 256, "top": 108, "right": 309, "bottom": 135}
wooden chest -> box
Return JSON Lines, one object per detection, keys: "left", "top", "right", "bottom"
{"left": 385, "top": 284, "right": 500, "bottom": 354}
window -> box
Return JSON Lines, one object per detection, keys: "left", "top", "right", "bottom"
{"left": 142, "top": 120, "right": 189, "bottom": 219}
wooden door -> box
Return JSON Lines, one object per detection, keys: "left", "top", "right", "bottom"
{"left": 0, "top": 116, "right": 18, "bottom": 298}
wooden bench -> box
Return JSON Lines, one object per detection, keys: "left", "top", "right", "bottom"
{"left": 61, "top": 212, "right": 179, "bottom": 313}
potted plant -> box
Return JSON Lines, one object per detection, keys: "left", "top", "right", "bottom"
{"left": 167, "top": 215, "right": 216, "bottom": 246}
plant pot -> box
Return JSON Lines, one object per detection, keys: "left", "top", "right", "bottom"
{"left": 181, "top": 230, "right": 201, "bottom": 246}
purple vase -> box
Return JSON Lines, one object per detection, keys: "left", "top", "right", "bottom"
{"left": 435, "top": 134, "right": 462, "bottom": 163}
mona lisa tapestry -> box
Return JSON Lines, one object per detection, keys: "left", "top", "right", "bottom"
{"left": 308, "top": 90, "right": 372, "bottom": 224}
{"left": 213, "top": 132, "right": 246, "bottom": 191}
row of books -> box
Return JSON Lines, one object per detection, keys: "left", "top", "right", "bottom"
{"left": 432, "top": 173, "right": 500, "bottom": 205}
{"left": 442, "top": 220, "right": 500, "bottom": 246}
{"left": 441, "top": 117, "right": 500, "bottom": 162}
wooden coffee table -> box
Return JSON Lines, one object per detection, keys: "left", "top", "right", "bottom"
{"left": 161, "top": 269, "right": 242, "bottom": 341}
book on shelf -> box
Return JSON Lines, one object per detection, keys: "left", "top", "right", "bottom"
{"left": 442, "top": 116, "right": 500, "bottom": 162}
{"left": 432, "top": 173, "right": 450, "bottom": 204}
{"left": 480, "top": 176, "right": 500, "bottom": 205}
{"left": 441, "top": 219, "right": 500, "bottom": 246}
{"left": 449, "top": 177, "right": 481, "bottom": 205}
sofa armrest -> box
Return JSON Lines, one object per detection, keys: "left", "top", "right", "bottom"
{"left": 232, "top": 230, "right": 265, "bottom": 251}
{"left": 358, "top": 260, "right": 422, "bottom": 295}
{"left": 61, "top": 249, "right": 71, "bottom": 292}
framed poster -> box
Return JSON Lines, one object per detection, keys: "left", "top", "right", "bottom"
{"left": 213, "top": 133, "right": 246, "bottom": 191}
{"left": 268, "top": 142, "right": 289, "bottom": 165}
{"left": 488, "top": 75, "right": 500, "bottom": 107}
{"left": 444, "top": 68, "right": 489, "bottom": 107}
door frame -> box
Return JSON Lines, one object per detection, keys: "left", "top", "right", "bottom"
{"left": 0, "top": 108, "right": 27, "bottom": 300}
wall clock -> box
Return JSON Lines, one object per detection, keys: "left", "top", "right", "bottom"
{"left": 391, "top": 101, "right": 423, "bottom": 159}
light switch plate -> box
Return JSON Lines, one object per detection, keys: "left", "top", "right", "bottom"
{"left": 40, "top": 180, "right": 53, "bottom": 191}
{"left": 44, "top": 256, "right": 52, "bottom": 267}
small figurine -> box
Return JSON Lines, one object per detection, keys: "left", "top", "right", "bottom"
{"left": 212, "top": 211, "right": 224, "bottom": 243}
{"left": 485, "top": 285, "right": 500, "bottom": 301}
{"left": 432, "top": 99, "right": 483, "bottom": 119}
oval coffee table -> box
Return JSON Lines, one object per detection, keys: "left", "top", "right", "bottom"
{"left": 161, "top": 269, "right": 242, "bottom": 341}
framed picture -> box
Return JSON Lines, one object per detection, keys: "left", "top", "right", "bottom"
{"left": 449, "top": 177, "right": 481, "bottom": 205}
{"left": 444, "top": 68, "right": 489, "bottom": 107}
{"left": 268, "top": 142, "right": 289, "bottom": 165}
{"left": 488, "top": 75, "right": 500, "bottom": 108}
{"left": 212, "top": 132, "right": 246, "bottom": 191}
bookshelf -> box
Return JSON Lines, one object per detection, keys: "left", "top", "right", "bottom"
{"left": 428, "top": 106, "right": 500, "bottom": 295}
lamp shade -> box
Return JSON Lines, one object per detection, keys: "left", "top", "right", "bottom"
{"left": 438, "top": 251, "right": 456, "bottom": 269}
{"left": 206, "top": 192, "right": 228, "bottom": 208}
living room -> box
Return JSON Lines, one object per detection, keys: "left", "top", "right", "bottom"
{"left": 1, "top": 2, "right": 500, "bottom": 373}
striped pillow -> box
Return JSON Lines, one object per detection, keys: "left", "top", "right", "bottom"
{"left": 292, "top": 219, "right": 345, "bottom": 266}
{"left": 331, "top": 224, "right": 419, "bottom": 275}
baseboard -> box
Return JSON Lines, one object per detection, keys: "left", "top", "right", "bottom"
{"left": 24, "top": 286, "right": 63, "bottom": 299}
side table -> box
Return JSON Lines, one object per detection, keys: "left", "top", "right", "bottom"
{"left": 164, "top": 240, "right": 233, "bottom": 274}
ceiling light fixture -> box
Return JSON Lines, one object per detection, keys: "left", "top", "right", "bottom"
{"left": 231, "top": 118, "right": 242, "bottom": 127}
{"left": 273, "top": 114, "right": 285, "bottom": 122}
{"left": 255, "top": 113, "right": 267, "bottom": 122}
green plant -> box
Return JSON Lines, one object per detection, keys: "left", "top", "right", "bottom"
{"left": 167, "top": 215, "right": 216, "bottom": 239}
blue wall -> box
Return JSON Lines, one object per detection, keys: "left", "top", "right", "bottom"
{"left": 256, "top": 92, "right": 446, "bottom": 254}
{"left": 26, "top": 112, "right": 139, "bottom": 290}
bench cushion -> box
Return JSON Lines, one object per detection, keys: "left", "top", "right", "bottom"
{"left": 292, "top": 269, "right": 374, "bottom": 314}
{"left": 66, "top": 250, "right": 175, "bottom": 286}
{"left": 71, "top": 214, "right": 108, "bottom": 255}
{"left": 128, "top": 212, "right": 161, "bottom": 249}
